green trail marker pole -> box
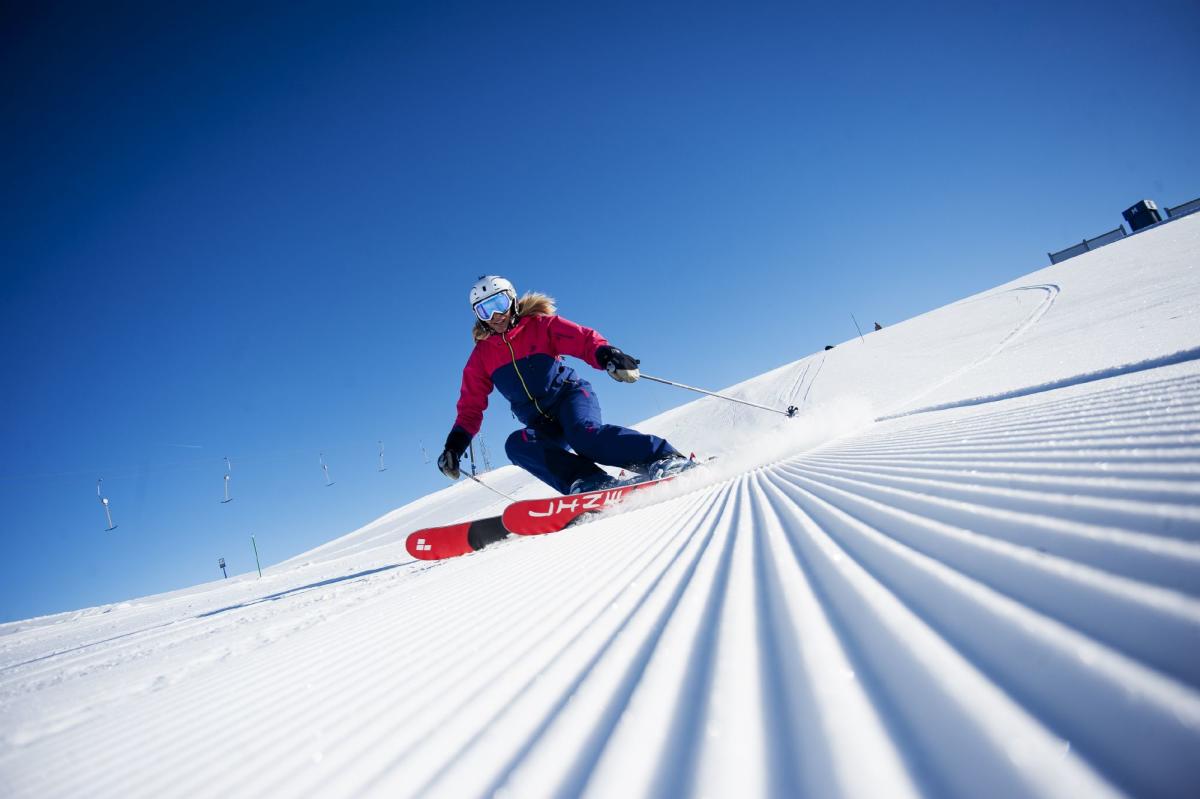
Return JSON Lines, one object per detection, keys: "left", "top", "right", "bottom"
{"left": 251, "top": 535, "right": 262, "bottom": 578}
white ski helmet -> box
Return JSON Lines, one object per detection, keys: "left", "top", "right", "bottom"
{"left": 470, "top": 275, "right": 516, "bottom": 311}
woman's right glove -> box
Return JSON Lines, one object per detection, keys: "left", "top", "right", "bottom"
{"left": 437, "top": 449, "right": 460, "bottom": 480}
{"left": 596, "top": 345, "right": 641, "bottom": 383}
{"left": 438, "top": 428, "right": 471, "bottom": 480}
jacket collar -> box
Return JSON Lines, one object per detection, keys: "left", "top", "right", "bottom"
{"left": 478, "top": 312, "right": 526, "bottom": 342}
{"left": 498, "top": 313, "right": 527, "bottom": 340}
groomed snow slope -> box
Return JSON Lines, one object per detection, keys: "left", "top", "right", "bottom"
{"left": 2, "top": 215, "right": 1199, "bottom": 798}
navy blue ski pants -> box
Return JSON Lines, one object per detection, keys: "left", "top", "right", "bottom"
{"left": 505, "top": 378, "right": 677, "bottom": 494}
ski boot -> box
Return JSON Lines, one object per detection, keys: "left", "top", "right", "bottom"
{"left": 569, "top": 473, "right": 621, "bottom": 495}
{"left": 633, "top": 453, "right": 698, "bottom": 483}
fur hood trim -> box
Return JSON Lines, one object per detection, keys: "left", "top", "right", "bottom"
{"left": 472, "top": 291, "right": 557, "bottom": 341}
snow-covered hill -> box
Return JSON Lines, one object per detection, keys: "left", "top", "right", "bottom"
{"left": 2, "top": 216, "right": 1199, "bottom": 798}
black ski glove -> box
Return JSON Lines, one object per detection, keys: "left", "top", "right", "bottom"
{"left": 596, "top": 345, "right": 640, "bottom": 383}
{"left": 439, "top": 428, "right": 471, "bottom": 480}
{"left": 437, "top": 450, "right": 461, "bottom": 480}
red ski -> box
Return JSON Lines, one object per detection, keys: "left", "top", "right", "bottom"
{"left": 406, "top": 463, "right": 705, "bottom": 560}
{"left": 406, "top": 515, "right": 508, "bottom": 561}
{"left": 501, "top": 475, "right": 677, "bottom": 535}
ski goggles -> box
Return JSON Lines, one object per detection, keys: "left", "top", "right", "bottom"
{"left": 473, "top": 291, "right": 513, "bottom": 321}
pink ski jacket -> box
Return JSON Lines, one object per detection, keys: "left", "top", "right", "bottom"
{"left": 452, "top": 313, "right": 610, "bottom": 437}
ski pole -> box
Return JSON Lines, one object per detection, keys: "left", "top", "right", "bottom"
{"left": 640, "top": 373, "right": 798, "bottom": 418}
{"left": 468, "top": 473, "right": 519, "bottom": 502}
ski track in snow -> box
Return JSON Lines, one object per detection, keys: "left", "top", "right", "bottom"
{"left": 882, "top": 283, "right": 1060, "bottom": 419}
{"left": 3, "top": 218, "right": 1200, "bottom": 798}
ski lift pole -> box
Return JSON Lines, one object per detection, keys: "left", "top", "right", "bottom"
{"left": 97, "top": 479, "right": 118, "bottom": 531}
{"left": 639, "top": 373, "right": 798, "bottom": 418}
{"left": 251, "top": 535, "right": 262, "bottom": 579}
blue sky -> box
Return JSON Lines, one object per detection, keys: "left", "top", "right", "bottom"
{"left": 2, "top": 0, "right": 1197, "bottom": 622}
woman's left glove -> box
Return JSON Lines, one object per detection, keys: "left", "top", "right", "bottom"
{"left": 596, "top": 345, "right": 640, "bottom": 383}
{"left": 438, "top": 428, "right": 471, "bottom": 480}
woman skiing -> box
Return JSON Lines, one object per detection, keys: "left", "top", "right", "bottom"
{"left": 438, "top": 276, "right": 690, "bottom": 495}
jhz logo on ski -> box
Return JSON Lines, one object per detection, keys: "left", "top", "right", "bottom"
{"left": 527, "top": 489, "right": 626, "bottom": 518}
{"left": 415, "top": 538, "right": 432, "bottom": 551}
